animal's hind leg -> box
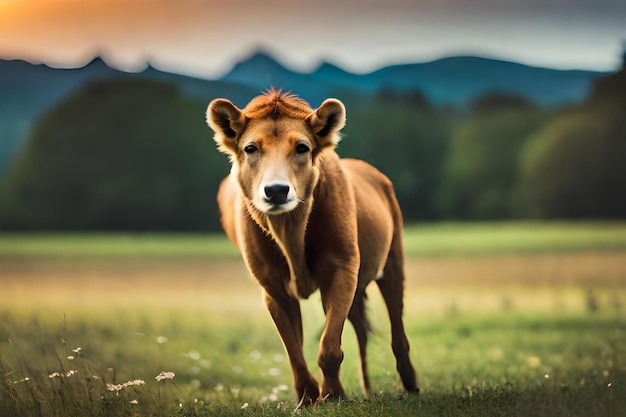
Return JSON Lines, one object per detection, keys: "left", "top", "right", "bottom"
{"left": 376, "top": 253, "right": 419, "bottom": 393}
{"left": 347, "top": 288, "right": 371, "bottom": 397}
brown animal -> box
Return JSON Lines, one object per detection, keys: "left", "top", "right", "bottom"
{"left": 206, "top": 89, "right": 418, "bottom": 405}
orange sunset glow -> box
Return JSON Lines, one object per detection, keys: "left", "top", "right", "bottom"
{"left": 1, "top": 0, "right": 625, "bottom": 77}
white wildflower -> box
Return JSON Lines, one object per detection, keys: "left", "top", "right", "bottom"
{"left": 13, "top": 377, "right": 30, "bottom": 384}
{"left": 107, "top": 383, "right": 122, "bottom": 392}
{"left": 107, "top": 379, "right": 146, "bottom": 393}
{"left": 187, "top": 350, "right": 201, "bottom": 360}
{"left": 155, "top": 371, "right": 175, "bottom": 381}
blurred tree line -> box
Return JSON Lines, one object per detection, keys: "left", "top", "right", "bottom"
{"left": 0, "top": 65, "right": 624, "bottom": 231}
{"left": 0, "top": 80, "right": 229, "bottom": 230}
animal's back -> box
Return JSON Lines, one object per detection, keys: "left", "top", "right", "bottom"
{"left": 340, "top": 158, "right": 402, "bottom": 284}
{"left": 217, "top": 175, "right": 240, "bottom": 249}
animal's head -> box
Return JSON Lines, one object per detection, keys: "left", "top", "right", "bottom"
{"left": 207, "top": 89, "right": 345, "bottom": 215}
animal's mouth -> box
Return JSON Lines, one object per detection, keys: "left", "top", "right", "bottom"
{"left": 263, "top": 198, "right": 298, "bottom": 215}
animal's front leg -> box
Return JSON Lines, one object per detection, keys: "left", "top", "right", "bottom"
{"left": 263, "top": 291, "right": 320, "bottom": 406}
{"left": 318, "top": 267, "right": 358, "bottom": 400}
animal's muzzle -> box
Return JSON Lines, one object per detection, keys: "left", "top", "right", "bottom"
{"left": 264, "top": 183, "right": 291, "bottom": 205}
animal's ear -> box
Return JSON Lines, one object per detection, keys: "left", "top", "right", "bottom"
{"left": 306, "top": 98, "right": 346, "bottom": 149}
{"left": 206, "top": 99, "right": 247, "bottom": 154}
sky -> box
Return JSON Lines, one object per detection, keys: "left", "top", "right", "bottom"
{"left": 0, "top": 0, "right": 625, "bottom": 78}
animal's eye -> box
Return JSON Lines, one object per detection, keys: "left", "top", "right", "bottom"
{"left": 295, "top": 143, "right": 310, "bottom": 154}
{"left": 243, "top": 143, "right": 258, "bottom": 154}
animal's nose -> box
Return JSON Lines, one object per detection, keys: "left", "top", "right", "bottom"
{"left": 264, "top": 183, "right": 290, "bottom": 205}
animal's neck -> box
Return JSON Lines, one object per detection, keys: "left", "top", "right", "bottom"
{"left": 248, "top": 199, "right": 317, "bottom": 299}
{"left": 273, "top": 204, "right": 318, "bottom": 299}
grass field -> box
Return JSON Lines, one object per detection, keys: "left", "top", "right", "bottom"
{"left": 1, "top": 222, "right": 625, "bottom": 416}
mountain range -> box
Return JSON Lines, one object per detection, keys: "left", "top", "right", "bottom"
{"left": 0, "top": 50, "right": 608, "bottom": 174}
{"left": 221, "top": 51, "right": 605, "bottom": 106}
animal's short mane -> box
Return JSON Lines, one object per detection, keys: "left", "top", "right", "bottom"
{"left": 243, "top": 89, "right": 312, "bottom": 120}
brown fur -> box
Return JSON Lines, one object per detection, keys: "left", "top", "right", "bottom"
{"left": 207, "top": 89, "right": 418, "bottom": 405}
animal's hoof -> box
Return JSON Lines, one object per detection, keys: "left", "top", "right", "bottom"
{"left": 321, "top": 381, "right": 347, "bottom": 402}
{"left": 294, "top": 376, "right": 320, "bottom": 409}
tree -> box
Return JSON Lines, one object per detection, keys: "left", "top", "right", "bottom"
{"left": 339, "top": 90, "right": 451, "bottom": 220}
{"left": 437, "top": 94, "right": 548, "bottom": 219}
{"left": 521, "top": 102, "right": 626, "bottom": 218}
{"left": 521, "top": 61, "right": 626, "bottom": 219}
{"left": 0, "top": 78, "right": 229, "bottom": 230}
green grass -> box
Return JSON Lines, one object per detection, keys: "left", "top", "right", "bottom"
{"left": 0, "top": 232, "right": 238, "bottom": 259}
{"left": 1, "top": 221, "right": 626, "bottom": 259}
{"left": 402, "top": 221, "right": 626, "bottom": 256}
{"left": 2, "top": 309, "right": 624, "bottom": 417}
{"left": 1, "top": 222, "right": 626, "bottom": 416}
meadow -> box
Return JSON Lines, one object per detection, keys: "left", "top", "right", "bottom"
{"left": 1, "top": 222, "right": 625, "bottom": 416}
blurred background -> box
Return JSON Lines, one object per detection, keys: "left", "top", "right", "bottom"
{"left": 1, "top": 2, "right": 626, "bottom": 415}
{"left": 0, "top": 0, "right": 625, "bottom": 231}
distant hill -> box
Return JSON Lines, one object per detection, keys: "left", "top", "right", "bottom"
{"left": 0, "top": 57, "right": 257, "bottom": 174}
{"left": 0, "top": 58, "right": 122, "bottom": 173}
{"left": 0, "top": 51, "right": 607, "bottom": 174}
{"left": 221, "top": 51, "right": 605, "bottom": 106}
{"left": 367, "top": 56, "right": 603, "bottom": 105}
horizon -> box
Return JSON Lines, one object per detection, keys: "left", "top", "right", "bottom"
{"left": 1, "top": 40, "right": 623, "bottom": 79}
{"left": 0, "top": 47, "right": 614, "bottom": 81}
{"left": 0, "top": 0, "right": 625, "bottom": 78}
